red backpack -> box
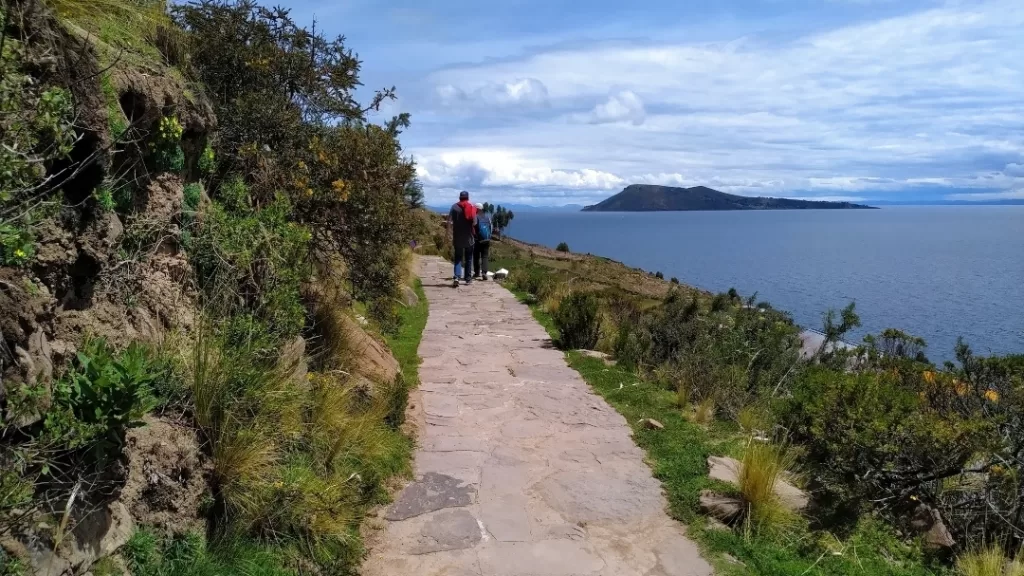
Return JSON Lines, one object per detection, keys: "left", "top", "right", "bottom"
{"left": 458, "top": 200, "right": 477, "bottom": 221}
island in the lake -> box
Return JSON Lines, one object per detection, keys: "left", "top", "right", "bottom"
{"left": 582, "top": 184, "right": 877, "bottom": 211}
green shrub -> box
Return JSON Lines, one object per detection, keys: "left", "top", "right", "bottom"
{"left": 189, "top": 185, "right": 309, "bottom": 342}
{"left": 783, "top": 365, "right": 996, "bottom": 523}
{"left": 198, "top": 143, "right": 216, "bottom": 175}
{"left": 150, "top": 115, "right": 185, "bottom": 172}
{"left": 369, "top": 297, "right": 400, "bottom": 336}
{"left": 45, "top": 339, "right": 161, "bottom": 463}
{"left": 655, "top": 271, "right": 664, "bottom": 279}
{"left": 613, "top": 320, "right": 652, "bottom": 369}
{"left": 670, "top": 277, "right": 679, "bottom": 284}
{"left": 0, "top": 222, "right": 35, "bottom": 266}
{"left": 554, "top": 292, "right": 601, "bottom": 350}
{"left": 94, "top": 185, "right": 116, "bottom": 211}
{"left": 183, "top": 182, "right": 202, "bottom": 213}
{"left": 556, "top": 241, "right": 569, "bottom": 252}
{"left": 175, "top": 1, "right": 415, "bottom": 308}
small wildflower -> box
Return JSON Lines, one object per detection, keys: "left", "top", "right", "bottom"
{"left": 14, "top": 248, "right": 26, "bottom": 258}
{"left": 954, "top": 380, "right": 968, "bottom": 396}
{"left": 984, "top": 389, "right": 1000, "bottom": 403}
{"left": 922, "top": 370, "right": 935, "bottom": 385}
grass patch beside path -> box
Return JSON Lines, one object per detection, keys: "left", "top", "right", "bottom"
{"left": 123, "top": 530, "right": 293, "bottom": 576}
{"left": 510, "top": 289, "right": 944, "bottom": 576}
{"left": 385, "top": 279, "right": 428, "bottom": 388}
{"left": 122, "top": 283, "right": 430, "bottom": 576}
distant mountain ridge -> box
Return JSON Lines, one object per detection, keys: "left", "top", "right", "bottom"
{"left": 582, "top": 184, "right": 877, "bottom": 212}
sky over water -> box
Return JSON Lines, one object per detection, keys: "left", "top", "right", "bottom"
{"left": 280, "top": 0, "right": 1024, "bottom": 206}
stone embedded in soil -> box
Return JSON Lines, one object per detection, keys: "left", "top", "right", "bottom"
{"left": 699, "top": 490, "right": 744, "bottom": 525}
{"left": 385, "top": 472, "right": 476, "bottom": 521}
{"left": 641, "top": 418, "right": 665, "bottom": 430}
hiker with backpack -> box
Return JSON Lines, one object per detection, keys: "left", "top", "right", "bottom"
{"left": 472, "top": 202, "right": 492, "bottom": 280}
{"left": 447, "top": 190, "right": 477, "bottom": 287}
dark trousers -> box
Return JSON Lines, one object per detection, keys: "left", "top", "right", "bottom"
{"left": 473, "top": 241, "right": 490, "bottom": 277}
{"left": 454, "top": 245, "right": 473, "bottom": 281}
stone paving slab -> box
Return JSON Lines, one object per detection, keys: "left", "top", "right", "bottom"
{"left": 362, "top": 256, "right": 713, "bottom": 576}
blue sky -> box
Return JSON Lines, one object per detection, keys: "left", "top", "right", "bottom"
{"left": 280, "top": 0, "right": 1024, "bottom": 206}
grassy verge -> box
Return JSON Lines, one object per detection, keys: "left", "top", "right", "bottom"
{"left": 119, "top": 282, "right": 430, "bottom": 576}
{"left": 122, "top": 530, "right": 293, "bottom": 576}
{"left": 385, "top": 279, "right": 428, "bottom": 389}
{"left": 497, "top": 258, "right": 944, "bottom": 576}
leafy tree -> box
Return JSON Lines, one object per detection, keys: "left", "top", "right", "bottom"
{"left": 554, "top": 292, "right": 600, "bottom": 350}
{"left": 492, "top": 205, "right": 515, "bottom": 238}
{"left": 556, "top": 242, "right": 569, "bottom": 252}
{"left": 175, "top": 0, "right": 416, "bottom": 308}
{"left": 815, "top": 302, "right": 861, "bottom": 365}
{"left": 404, "top": 177, "right": 424, "bottom": 209}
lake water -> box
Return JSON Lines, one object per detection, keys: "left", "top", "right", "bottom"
{"left": 508, "top": 207, "right": 1024, "bottom": 361}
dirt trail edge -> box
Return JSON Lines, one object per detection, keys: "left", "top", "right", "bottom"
{"left": 362, "top": 256, "right": 714, "bottom": 576}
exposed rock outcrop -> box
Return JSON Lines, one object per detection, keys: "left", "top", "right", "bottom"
{"left": 342, "top": 314, "right": 400, "bottom": 383}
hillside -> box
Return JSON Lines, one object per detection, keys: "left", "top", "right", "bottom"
{"left": 582, "top": 184, "right": 876, "bottom": 211}
{"left": 0, "top": 1, "right": 426, "bottom": 574}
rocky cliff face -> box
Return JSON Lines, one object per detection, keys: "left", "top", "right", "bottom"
{"left": 0, "top": 0, "right": 214, "bottom": 427}
{"left": 1, "top": 1, "right": 216, "bottom": 572}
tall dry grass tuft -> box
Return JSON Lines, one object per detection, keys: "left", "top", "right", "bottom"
{"left": 676, "top": 379, "right": 692, "bottom": 410}
{"left": 738, "top": 439, "right": 797, "bottom": 530}
{"left": 693, "top": 396, "right": 715, "bottom": 425}
{"left": 542, "top": 282, "right": 572, "bottom": 315}
{"left": 737, "top": 404, "right": 772, "bottom": 435}
{"left": 956, "top": 545, "right": 1023, "bottom": 576}
{"left": 213, "top": 424, "right": 277, "bottom": 521}
{"left": 304, "top": 274, "right": 356, "bottom": 373}
{"left": 190, "top": 322, "right": 227, "bottom": 434}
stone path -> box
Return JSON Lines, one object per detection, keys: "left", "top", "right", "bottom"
{"left": 362, "top": 256, "right": 713, "bottom": 576}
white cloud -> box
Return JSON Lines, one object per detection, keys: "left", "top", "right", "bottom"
{"left": 435, "top": 78, "right": 549, "bottom": 108}
{"left": 416, "top": 149, "right": 625, "bottom": 194}
{"left": 1005, "top": 163, "right": 1024, "bottom": 177}
{"left": 577, "top": 91, "right": 646, "bottom": 125}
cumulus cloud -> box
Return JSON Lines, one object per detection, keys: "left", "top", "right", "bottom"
{"left": 436, "top": 78, "right": 549, "bottom": 108}
{"left": 577, "top": 91, "right": 646, "bottom": 125}
{"left": 415, "top": 150, "right": 625, "bottom": 198}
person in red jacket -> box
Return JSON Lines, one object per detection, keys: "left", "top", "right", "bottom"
{"left": 446, "top": 191, "right": 477, "bottom": 286}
